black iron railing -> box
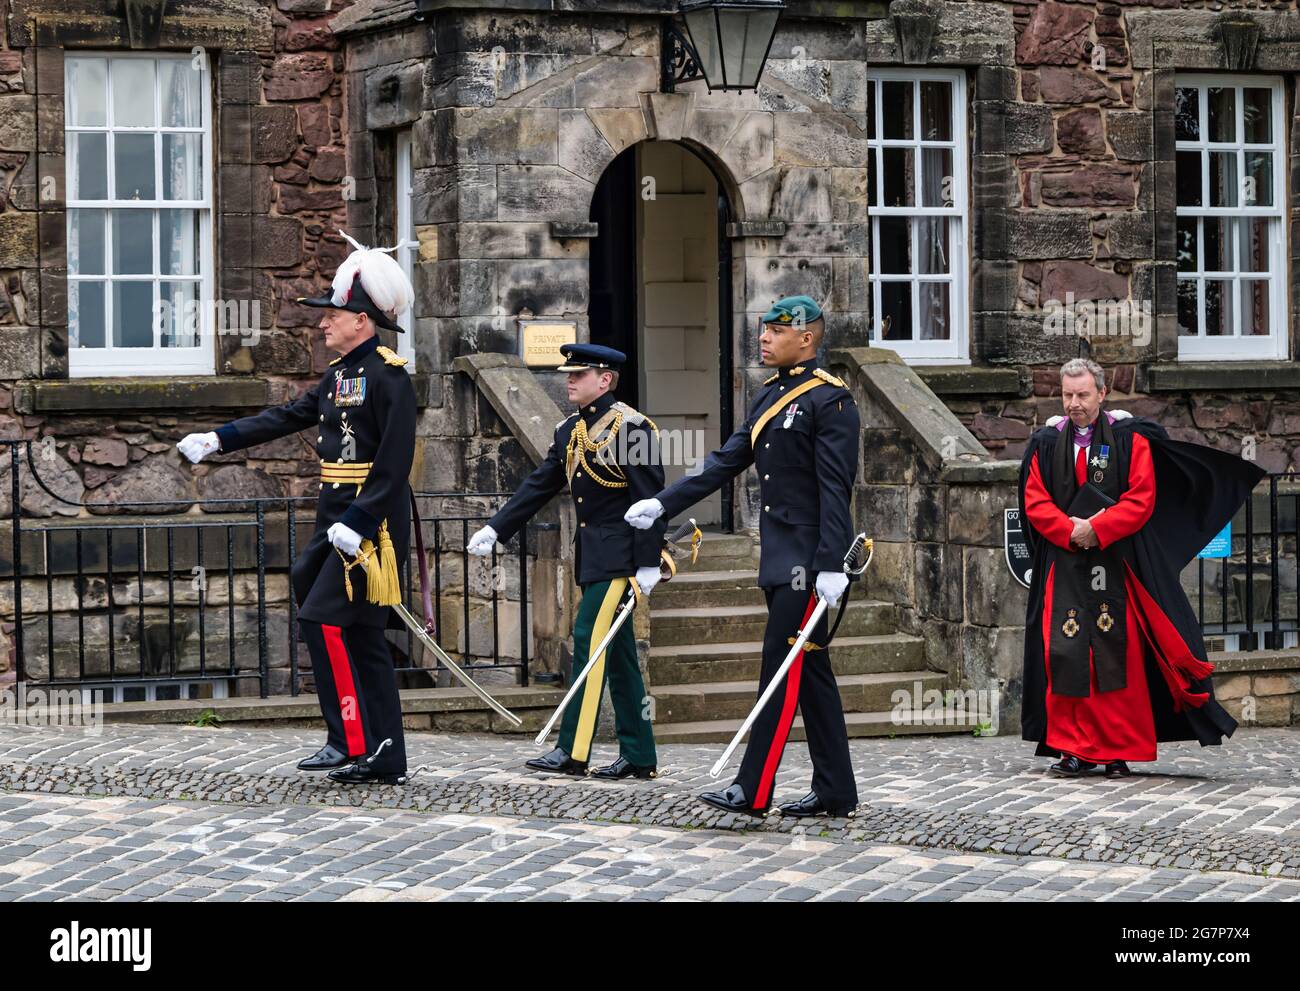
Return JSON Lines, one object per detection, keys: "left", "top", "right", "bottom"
{"left": 1, "top": 439, "right": 539, "bottom": 700}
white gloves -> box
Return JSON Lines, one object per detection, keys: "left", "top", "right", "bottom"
{"left": 177, "top": 432, "right": 220, "bottom": 464}
{"left": 467, "top": 525, "right": 498, "bottom": 556}
{"left": 816, "top": 571, "right": 850, "bottom": 607}
{"left": 624, "top": 498, "right": 665, "bottom": 531}
{"left": 1045, "top": 415, "right": 1064, "bottom": 428}
{"left": 634, "top": 565, "right": 661, "bottom": 597}
{"left": 327, "top": 522, "right": 363, "bottom": 557}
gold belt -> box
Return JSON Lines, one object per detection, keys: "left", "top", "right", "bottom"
{"left": 320, "top": 461, "right": 372, "bottom": 485}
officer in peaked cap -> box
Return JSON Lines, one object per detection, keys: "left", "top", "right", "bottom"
{"left": 176, "top": 232, "right": 417, "bottom": 786}
{"left": 626, "top": 294, "right": 862, "bottom": 818}
{"left": 467, "top": 342, "right": 670, "bottom": 780}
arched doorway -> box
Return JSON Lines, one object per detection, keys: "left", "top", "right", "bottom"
{"left": 588, "top": 140, "right": 736, "bottom": 531}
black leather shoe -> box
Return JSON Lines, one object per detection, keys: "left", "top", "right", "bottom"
{"left": 1049, "top": 755, "right": 1098, "bottom": 777}
{"left": 297, "top": 744, "right": 350, "bottom": 772}
{"left": 699, "top": 783, "right": 766, "bottom": 818}
{"left": 327, "top": 761, "right": 406, "bottom": 786}
{"left": 778, "top": 791, "right": 858, "bottom": 818}
{"left": 1105, "top": 761, "right": 1131, "bottom": 778}
{"left": 590, "top": 756, "right": 657, "bottom": 780}
{"left": 524, "top": 747, "right": 588, "bottom": 776}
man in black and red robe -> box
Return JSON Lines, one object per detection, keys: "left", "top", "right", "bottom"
{"left": 1018, "top": 358, "right": 1264, "bottom": 777}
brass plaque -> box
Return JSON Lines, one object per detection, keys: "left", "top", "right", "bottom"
{"left": 520, "top": 320, "right": 577, "bottom": 367}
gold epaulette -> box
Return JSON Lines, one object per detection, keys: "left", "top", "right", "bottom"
{"left": 813, "top": 367, "right": 846, "bottom": 388}
{"left": 763, "top": 372, "right": 779, "bottom": 385}
{"left": 376, "top": 345, "right": 407, "bottom": 366}
{"left": 613, "top": 401, "right": 657, "bottom": 433}
{"left": 329, "top": 356, "right": 342, "bottom": 366}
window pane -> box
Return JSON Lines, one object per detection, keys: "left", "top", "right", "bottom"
{"left": 881, "top": 81, "right": 913, "bottom": 139}
{"left": 160, "top": 209, "right": 200, "bottom": 275}
{"left": 877, "top": 217, "right": 911, "bottom": 274}
{"left": 113, "top": 281, "right": 155, "bottom": 348}
{"left": 867, "top": 150, "right": 877, "bottom": 208}
{"left": 1203, "top": 218, "right": 1230, "bottom": 273}
{"left": 160, "top": 281, "right": 199, "bottom": 348}
{"left": 879, "top": 281, "right": 912, "bottom": 341}
{"left": 114, "top": 133, "right": 156, "bottom": 200}
{"left": 1204, "top": 280, "right": 1231, "bottom": 336}
{"left": 866, "top": 80, "right": 875, "bottom": 141}
{"left": 66, "top": 58, "right": 107, "bottom": 127}
{"left": 1208, "top": 87, "right": 1234, "bottom": 142}
{"left": 920, "top": 81, "right": 951, "bottom": 141}
{"left": 918, "top": 282, "right": 950, "bottom": 341}
{"left": 70, "top": 281, "right": 106, "bottom": 349}
{"left": 916, "top": 217, "right": 949, "bottom": 274}
{"left": 1241, "top": 280, "right": 1270, "bottom": 337}
{"left": 69, "top": 133, "right": 108, "bottom": 200}
{"left": 159, "top": 59, "right": 202, "bottom": 127}
{"left": 112, "top": 59, "right": 155, "bottom": 127}
{"left": 68, "top": 209, "right": 106, "bottom": 276}
{"left": 920, "top": 148, "right": 953, "bottom": 207}
{"left": 1175, "top": 151, "right": 1201, "bottom": 207}
{"left": 1176, "top": 278, "right": 1199, "bottom": 336}
{"left": 881, "top": 147, "right": 914, "bottom": 207}
{"left": 1237, "top": 217, "right": 1270, "bottom": 273}
{"left": 1243, "top": 151, "right": 1272, "bottom": 207}
{"left": 1209, "top": 151, "right": 1237, "bottom": 208}
{"left": 1175, "top": 87, "right": 1199, "bottom": 142}
{"left": 162, "top": 132, "right": 201, "bottom": 200}
{"left": 112, "top": 210, "right": 153, "bottom": 274}
{"left": 1176, "top": 217, "right": 1197, "bottom": 272}
{"left": 1242, "top": 88, "right": 1271, "bottom": 143}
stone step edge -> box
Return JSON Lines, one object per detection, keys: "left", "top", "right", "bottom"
{"left": 652, "top": 669, "right": 944, "bottom": 698}
{"left": 648, "top": 632, "right": 922, "bottom": 658}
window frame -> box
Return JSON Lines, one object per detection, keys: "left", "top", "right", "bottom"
{"left": 64, "top": 50, "right": 215, "bottom": 378}
{"left": 394, "top": 129, "right": 416, "bottom": 370}
{"left": 1173, "top": 72, "right": 1287, "bottom": 362}
{"left": 866, "top": 66, "right": 970, "bottom": 365}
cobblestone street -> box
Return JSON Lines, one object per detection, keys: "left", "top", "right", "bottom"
{"left": 0, "top": 723, "right": 1297, "bottom": 901}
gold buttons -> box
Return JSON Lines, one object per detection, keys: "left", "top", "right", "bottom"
{"left": 764, "top": 443, "right": 770, "bottom": 449}
{"left": 779, "top": 386, "right": 785, "bottom": 391}
{"left": 319, "top": 414, "right": 324, "bottom": 422}
{"left": 337, "top": 459, "right": 344, "bottom": 464}
{"left": 577, "top": 497, "right": 583, "bottom": 503}
{"left": 588, "top": 406, "right": 595, "bottom": 413}
{"left": 764, "top": 505, "right": 770, "bottom": 512}
{"left": 332, "top": 483, "right": 339, "bottom": 489}
{"left": 764, "top": 474, "right": 769, "bottom": 480}
{"left": 576, "top": 471, "right": 583, "bottom": 478}
{"left": 579, "top": 522, "right": 586, "bottom": 528}
{"left": 341, "top": 412, "right": 347, "bottom": 419}
{"left": 317, "top": 436, "right": 323, "bottom": 443}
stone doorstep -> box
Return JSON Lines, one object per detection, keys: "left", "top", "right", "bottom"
{"left": 15, "top": 686, "right": 564, "bottom": 728}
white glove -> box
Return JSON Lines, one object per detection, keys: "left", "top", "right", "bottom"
{"left": 624, "top": 498, "right": 665, "bottom": 531}
{"left": 634, "top": 566, "right": 661, "bottom": 597}
{"left": 177, "top": 431, "right": 219, "bottom": 464}
{"left": 327, "top": 522, "right": 363, "bottom": 557}
{"left": 1045, "top": 415, "right": 1065, "bottom": 428}
{"left": 1110, "top": 409, "right": 1133, "bottom": 420}
{"left": 467, "top": 525, "right": 498, "bottom": 556}
{"left": 816, "top": 571, "right": 850, "bottom": 608}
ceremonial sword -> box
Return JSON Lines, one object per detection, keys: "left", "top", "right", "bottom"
{"left": 534, "top": 518, "right": 702, "bottom": 746}
{"left": 709, "top": 533, "right": 873, "bottom": 778}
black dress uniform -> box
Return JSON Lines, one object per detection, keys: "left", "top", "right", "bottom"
{"left": 486, "top": 346, "right": 667, "bottom": 774}
{"left": 654, "top": 349, "right": 860, "bottom": 814}
{"left": 214, "top": 308, "right": 416, "bottom": 781}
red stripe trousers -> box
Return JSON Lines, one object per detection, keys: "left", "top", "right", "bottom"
{"left": 735, "top": 584, "right": 857, "bottom": 811}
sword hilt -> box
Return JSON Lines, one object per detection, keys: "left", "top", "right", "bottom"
{"left": 843, "top": 533, "right": 873, "bottom": 579}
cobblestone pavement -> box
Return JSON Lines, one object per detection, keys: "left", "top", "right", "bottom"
{"left": 0, "top": 722, "right": 1298, "bottom": 901}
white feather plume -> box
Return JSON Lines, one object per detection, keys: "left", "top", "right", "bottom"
{"left": 328, "top": 229, "right": 415, "bottom": 321}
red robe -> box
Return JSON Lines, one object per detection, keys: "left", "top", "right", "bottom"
{"left": 1022, "top": 433, "right": 1159, "bottom": 763}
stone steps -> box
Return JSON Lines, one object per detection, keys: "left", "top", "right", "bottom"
{"left": 648, "top": 599, "right": 894, "bottom": 646}
{"left": 647, "top": 632, "right": 926, "bottom": 684}
{"left": 677, "top": 532, "right": 760, "bottom": 573}
{"left": 655, "top": 709, "right": 978, "bottom": 744}
{"left": 651, "top": 669, "right": 946, "bottom": 724}
{"left": 655, "top": 569, "right": 765, "bottom": 608}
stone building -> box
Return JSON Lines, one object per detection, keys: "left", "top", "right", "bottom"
{"left": 0, "top": 0, "right": 1297, "bottom": 727}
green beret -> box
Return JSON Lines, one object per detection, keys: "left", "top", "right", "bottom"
{"left": 761, "top": 294, "right": 822, "bottom": 326}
